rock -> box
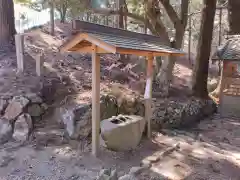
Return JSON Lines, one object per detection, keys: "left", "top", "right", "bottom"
{"left": 129, "top": 166, "right": 145, "bottom": 176}
{"left": 119, "top": 174, "right": 137, "bottom": 180}
{"left": 59, "top": 104, "right": 91, "bottom": 139}
{"left": 0, "top": 118, "right": 13, "bottom": 144}
{"left": 25, "top": 93, "right": 42, "bottom": 103}
{"left": 13, "top": 114, "right": 32, "bottom": 142}
{"left": 208, "top": 78, "right": 218, "bottom": 93}
{"left": 27, "top": 104, "right": 43, "bottom": 117}
{"left": 0, "top": 99, "right": 8, "bottom": 114}
{"left": 4, "top": 96, "right": 29, "bottom": 121}
{"left": 97, "top": 169, "right": 111, "bottom": 180}
{"left": 101, "top": 115, "right": 145, "bottom": 151}
{"left": 100, "top": 95, "right": 118, "bottom": 120}
{"left": 109, "top": 169, "right": 118, "bottom": 180}
{"left": 0, "top": 154, "right": 15, "bottom": 167}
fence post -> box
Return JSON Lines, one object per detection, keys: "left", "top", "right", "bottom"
{"left": 15, "top": 34, "right": 24, "bottom": 72}
{"left": 36, "top": 53, "right": 44, "bottom": 76}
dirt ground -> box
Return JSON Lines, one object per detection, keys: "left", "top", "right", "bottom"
{"left": 0, "top": 22, "right": 238, "bottom": 180}
{"left": 0, "top": 114, "right": 239, "bottom": 180}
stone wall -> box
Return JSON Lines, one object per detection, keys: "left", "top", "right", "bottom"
{"left": 0, "top": 93, "right": 47, "bottom": 144}
{"left": 152, "top": 98, "right": 217, "bottom": 129}
{"left": 58, "top": 93, "right": 145, "bottom": 140}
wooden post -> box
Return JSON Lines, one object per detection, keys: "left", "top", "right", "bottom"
{"left": 188, "top": 15, "right": 192, "bottom": 66}
{"left": 219, "top": 61, "right": 226, "bottom": 116}
{"left": 36, "top": 54, "right": 44, "bottom": 76}
{"left": 15, "top": 34, "right": 24, "bottom": 72}
{"left": 144, "top": 54, "right": 153, "bottom": 138}
{"left": 92, "top": 45, "right": 100, "bottom": 156}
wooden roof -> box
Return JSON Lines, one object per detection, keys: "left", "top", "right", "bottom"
{"left": 60, "top": 21, "right": 185, "bottom": 57}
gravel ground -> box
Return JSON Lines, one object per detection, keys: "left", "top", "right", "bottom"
{"left": 0, "top": 114, "right": 239, "bottom": 180}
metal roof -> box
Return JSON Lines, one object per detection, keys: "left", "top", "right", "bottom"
{"left": 60, "top": 21, "right": 185, "bottom": 56}
{"left": 212, "top": 36, "right": 240, "bottom": 61}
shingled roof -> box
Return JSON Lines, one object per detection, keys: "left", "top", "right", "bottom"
{"left": 212, "top": 35, "right": 240, "bottom": 61}
{"left": 60, "top": 21, "right": 185, "bottom": 56}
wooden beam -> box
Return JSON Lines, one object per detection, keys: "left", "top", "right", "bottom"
{"left": 74, "top": 46, "right": 110, "bottom": 54}
{"left": 83, "top": 33, "right": 117, "bottom": 54}
{"left": 144, "top": 54, "right": 153, "bottom": 138}
{"left": 60, "top": 33, "right": 84, "bottom": 53}
{"left": 91, "top": 45, "right": 101, "bottom": 157}
{"left": 116, "top": 47, "right": 184, "bottom": 57}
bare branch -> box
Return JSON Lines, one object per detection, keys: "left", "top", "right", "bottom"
{"left": 159, "top": 0, "right": 181, "bottom": 29}
{"left": 91, "top": 8, "right": 145, "bottom": 22}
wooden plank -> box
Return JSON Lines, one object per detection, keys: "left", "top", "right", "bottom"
{"left": 91, "top": 45, "right": 101, "bottom": 157}
{"left": 144, "top": 54, "right": 153, "bottom": 138}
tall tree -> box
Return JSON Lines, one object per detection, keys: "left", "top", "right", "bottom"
{"left": 192, "top": 0, "right": 217, "bottom": 98}
{"left": 0, "top": 0, "right": 15, "bottom": 46}
{"left": 228, "top": 0, "right": 240, "bottom": 34}
{"left": 92, "top": 0, "right": 189, "bottom": 96}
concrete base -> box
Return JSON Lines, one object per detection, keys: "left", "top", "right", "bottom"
{"left": 100, "top": 115, "right": 145, "bottom": 151}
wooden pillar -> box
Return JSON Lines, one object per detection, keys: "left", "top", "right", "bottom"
{"left": 15, "top": 34, "right": 24, "bottom": 72}
{"left": 92, "top": 45, "right": 100, "bottom": 156}
{"left": 219, "top": 61, "right": 226, "bottom": 116}
{"left": 144, "top": 54, "right": 153, "bottom": 138}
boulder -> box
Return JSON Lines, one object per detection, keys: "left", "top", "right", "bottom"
{"left": 0, "top": 118, "right": 13, "bottom": 144}
{"left": 59, "top": 104, "right": 91, "bottom": 139}
{"left": 101, "top": 115, "right": 145, "bottom": 151}
{"left": 4, "top": 96, "right": 29, "bottom": 121}
{"left": 27, "top": 104, "right": 43, "bottom": 117}
{"left": 13, "top": 114, "right": 32, "bottom": 142}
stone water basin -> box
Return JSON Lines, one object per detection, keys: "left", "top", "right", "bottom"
{"left": 100, "top": 114, "right": 145, "bottom": 151}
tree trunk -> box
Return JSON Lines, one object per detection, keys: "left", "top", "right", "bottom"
{"left": 228, "top": 0, "right": 240, "bottom": 35}
{"left": 0, "top": 0, "right": 15, "bottom": 46}
{"left": 155, "top": 32, "right": 184, "bottom": 96}
{"left": 50, "top": 2, "right": 55, "bottom": 36}
{"left": 192, "top": 0, "right": 217, "bottom": 98}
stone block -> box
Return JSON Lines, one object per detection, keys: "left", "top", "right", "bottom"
{"left": 101, "top": 115, "right": 145, "bottom": 151}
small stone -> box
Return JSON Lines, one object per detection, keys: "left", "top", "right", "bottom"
{"left": 129, "top": 166, "right": 145, "bottom": 176}
{"left": 0, "top": 118, "right": 13, "bottom": 144}
{"left": 13, "top": 114, "right": 32, "bottom": 142}
{"left": 0, "top": 155, "right": 15, "bottom": 167}
{"left": 97, "top": 169, "right": 111, "bottom": 180}
{"left": 4, "top": 96, "right": 29, "bottom": 121}
{"left": 97, "top": 174, "right": 110, "bottom": 180}
{"left": 25, "top": 93, "right": 42, "bottom": 103}
{"left": 0, "top": 99, "right": 8, "bottom": 114}
{"left": 119, "top": 174, "right": 137, "bottom": 180}
{"left": 27, "top": 104, "right": 43, "bottom": 117}
{"left": 41, "top": 103, "right": 48, "bottom": 111}
{"left": 99, "top": 169, "right": 111, "bottom": 176}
